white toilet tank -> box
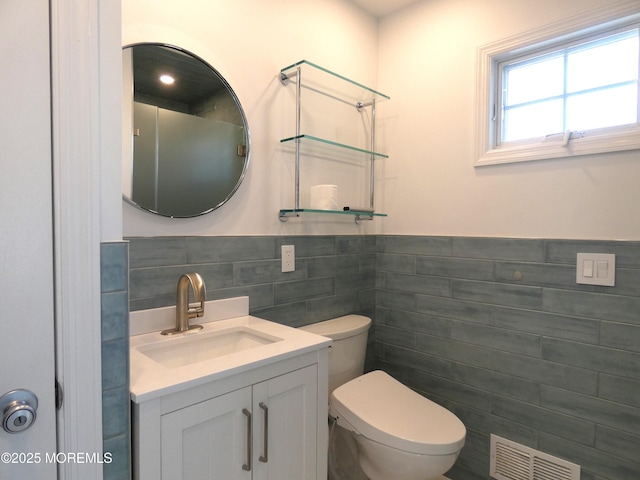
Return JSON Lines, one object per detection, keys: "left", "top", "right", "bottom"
{"left": 299, "top": 315, "right": 371, "bottom": 395}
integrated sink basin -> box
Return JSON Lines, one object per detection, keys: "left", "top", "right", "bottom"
{"left": 136, "top": 326, "right": 283, "bottom": 368}
{"left": 129, "top": 297, "right": 332, "bottom": 403}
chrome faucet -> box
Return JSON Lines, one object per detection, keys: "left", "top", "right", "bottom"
{"left": 162, "top": 273, "right": 206, "bottom": 335}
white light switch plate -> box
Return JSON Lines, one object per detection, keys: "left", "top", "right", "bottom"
{"left": 576, "top": 253, "right": 615, "bottom": 286}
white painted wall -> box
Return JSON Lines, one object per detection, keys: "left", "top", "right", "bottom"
{"left": 377, "top": 0, "right": 640, "bottom": 240}
{"left": 122, "top": 0, "right": 640, "bottom": 240}
{"left": 101, "top": 0, "right": 124, "bottom": 241}
{"left": 122, "top": 0, "right": 379, "bottom": 236}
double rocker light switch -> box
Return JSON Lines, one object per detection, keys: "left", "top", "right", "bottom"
{"left": 576, "top": 253, "right": 615, "bottom": 286}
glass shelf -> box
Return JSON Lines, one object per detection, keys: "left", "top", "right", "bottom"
{"left": 279, "top": 208, "right": 387, "bottom": 221}
{"left": 280, "top": 134, "right": 388, "bottom": 159}
{"left": 280, "top": 60, "right": 390, "bottom": 106}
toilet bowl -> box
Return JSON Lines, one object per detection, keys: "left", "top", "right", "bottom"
{"left": 300, "top": 315, "right": 466, "bottom": 480}
{"left": 330, "top": 370, "right": 465, "bottom": 480}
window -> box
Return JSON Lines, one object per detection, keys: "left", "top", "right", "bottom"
{"left": 501, "top": 29, "right": 638, "bottom": 143}
{"left": 475, "top": 1, "right": 640, "bottom": 166}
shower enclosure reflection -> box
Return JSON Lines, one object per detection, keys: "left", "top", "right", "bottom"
{"left": 122, "top": 43, "right": 250, "bottom": 217}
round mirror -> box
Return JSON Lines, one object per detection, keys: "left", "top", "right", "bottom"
{"left": 122, "top": 43, "right": 250, "bottom": 217}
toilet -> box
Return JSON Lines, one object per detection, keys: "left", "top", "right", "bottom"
{"left": 300, "top": 315, "right": 466, "bottom": 480}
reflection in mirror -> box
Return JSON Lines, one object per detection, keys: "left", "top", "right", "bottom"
{"left": 122, "top": 43, "right": 250, "bottom": 217}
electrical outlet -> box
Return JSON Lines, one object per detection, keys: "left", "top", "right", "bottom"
{"left": 281, "top": 245, "right": 295, "bottom": 272}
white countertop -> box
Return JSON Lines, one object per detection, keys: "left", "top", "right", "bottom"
{"left": 129, "top": 297, "right": 331, "bottom": 403}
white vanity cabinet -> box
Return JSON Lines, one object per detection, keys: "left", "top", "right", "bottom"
{"left": 132, "top": 350, "right": 328, "bottom": 480}
{"left": 161, "top": 386, "right": 251, "bottom": 480}
{"left": 161, "top": 365, "right": 318, "bottom": 480}
{"left": 130, "top": 300, "right": 331, "bottom": 480}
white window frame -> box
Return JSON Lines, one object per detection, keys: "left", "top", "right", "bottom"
{"left": 475, "top": 1, "right": 640, "bottom": 166}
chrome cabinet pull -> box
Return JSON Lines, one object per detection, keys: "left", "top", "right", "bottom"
{"left": 259, "top": 402, "right": 269, "bottom": 463}
{"left": 242, "top": 408, "right": 252, "bottom": 471}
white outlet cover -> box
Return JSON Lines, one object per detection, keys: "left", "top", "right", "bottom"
{"left": 281, "top": 245, "right": 295, "bottom": 273}
{"left": 576, "top": 253, "right": 615, "bottom": 286}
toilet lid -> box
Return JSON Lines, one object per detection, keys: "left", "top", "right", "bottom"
{"left": 330, "top": 370, "right": 466, "bottom": 455}
{"left": 299, "top": 315, "right": 371, "bottom": 340}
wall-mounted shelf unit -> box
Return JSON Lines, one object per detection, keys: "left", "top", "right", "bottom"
{"left": 278, "top": 60, "right": 389, "bottom": 223}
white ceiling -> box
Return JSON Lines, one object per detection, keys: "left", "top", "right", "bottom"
{"left": 347, "top": 0, "right": 422, "bottom": 18}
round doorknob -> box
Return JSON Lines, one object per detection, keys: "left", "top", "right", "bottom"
{"left": 1, "top": 390, "right": 38, "bottom": 434}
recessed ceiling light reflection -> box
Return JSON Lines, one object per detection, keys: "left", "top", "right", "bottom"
{"left": 159, "top": 74, "right": 175, "bottom": 85}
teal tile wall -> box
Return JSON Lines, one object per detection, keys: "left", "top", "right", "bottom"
{"left": 127, "top": 235, "right": 378, "bottom": 371}
{"left": 126, "top": 235, "right": 640, "bottom": 480}
{"left": 100, "top": 242, "right": 130, "bottom": 480}
{"left": 127, "top": 236, "right": 376, "bottom": 325}
{"left": 376, "top": 236, "right": 640, "bottom": 480}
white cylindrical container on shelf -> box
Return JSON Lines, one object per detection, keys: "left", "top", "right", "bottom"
{"left": 310, "top": 184, "right": 339, "bottom": 210}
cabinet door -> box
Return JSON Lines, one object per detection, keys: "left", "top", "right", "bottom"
{"left": 161, "top": 386, "right": 253, "bottom": 480}
{"left": 253, "top": 365, "right": 318, "bottom": 480}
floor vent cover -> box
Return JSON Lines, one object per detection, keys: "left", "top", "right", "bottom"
{"left": 490, "top": 434, "right": 580, "bottom": 480}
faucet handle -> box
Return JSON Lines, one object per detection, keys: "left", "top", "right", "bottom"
{"left": 187, "top": 301, "right": 205, "bottom": 317}
{"left": 185, "top": 273, "right": 206, "bottom": 317}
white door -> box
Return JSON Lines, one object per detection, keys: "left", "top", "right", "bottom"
{"left": 253, "top": 366, "right": 318, "bottom": 480}
{"left": 161, "top": 387, "right": 253, "bottom": 480}
{"left": 0, "top": 0, "right": 58, "bottom": 478}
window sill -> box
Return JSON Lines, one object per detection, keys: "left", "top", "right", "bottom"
{"left": 475, "top": 125, "right": 640, "bottom": 166}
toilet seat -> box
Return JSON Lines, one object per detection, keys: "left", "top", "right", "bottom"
{"left": 330, "top": 370, "right": 466, "bottom": 456}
